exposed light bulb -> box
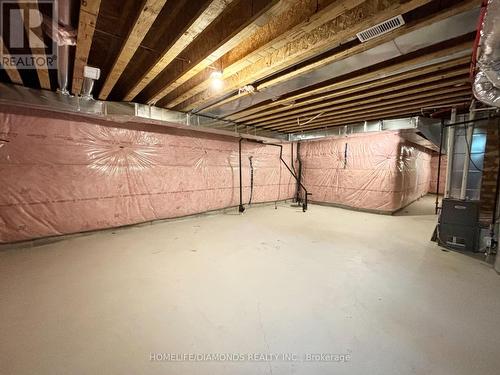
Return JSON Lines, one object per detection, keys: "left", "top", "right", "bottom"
{"left": 210, "top": 70, "right": 224, "bottom": 90}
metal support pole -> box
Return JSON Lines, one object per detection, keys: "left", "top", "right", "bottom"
{"left": 460, "top": 101, "right": 476, "bottom": 200}
{"left": 238, "top": 138, "right": 245, "bottom": 213}
{"left": 444, "top": 107, "right": 457, "bottom": 197}
{"left": 435, "top": 119, "right": 445, "bottom": 214}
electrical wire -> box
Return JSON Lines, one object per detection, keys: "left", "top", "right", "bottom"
{"left": 463, "top": 123, "right": 484, "bottom": 173}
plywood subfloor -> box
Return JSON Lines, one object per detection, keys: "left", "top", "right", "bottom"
{"left": 1, "top": 196, "right": 499, "bottom": 375}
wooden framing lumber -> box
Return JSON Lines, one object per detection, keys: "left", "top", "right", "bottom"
{"left": 72, "top": 0, "right": 102, "bottom": 95}
{"left": 176, "top": 0, "right": 436, "bottom": 112}
{"left": 17, "top": 0, "right": 50, "bottom": 89}
{"left": 122, "top": 0, "right": 232, "bottom": 102}
{"left": 0, "top": 37, "right": 23, "bottom": 84}
{"left": 97, "top": 0, "right": 168, "bottom": 100}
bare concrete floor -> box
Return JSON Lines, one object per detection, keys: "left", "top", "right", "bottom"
{"left": 1, "top": 195, "right": 500, "bottom": 375}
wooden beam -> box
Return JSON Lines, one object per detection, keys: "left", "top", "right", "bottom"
{"left": 0, "top": 37, "right": 23, "bottom": 84}
{"left": 257, "top": 0, "right": 479, "bottom": 92}
{"left": 226, "top": 42, "right": 472, "bottom": 121}
{"left": 193, "top": 0, "right": 479, "bottom": 116}
{"left": 258, "top": 78, "right": 470, "bottom": 128}
{"left": 176, "top": 0, "right": 436, "bottom": 112}
{"left": 235, "top": 57, "right": 470, "bottom": 122}
{"left": 72, "top": 0, "right": 102, "bottom": 95}
{"left": 263, "top": 88, "right": 470, "bottom": 129}
{"left": 158, "top": 0, "right": 366, "bottom": 108}
{"left": 121, "top": 0, "right": 231, "bottom": 102}
{"left": 17, "top": 1, "right": 50, "bottom": 89}
{"left": 97, "top": 0, "right": 168, "bottom": 100}
{"left": 134, "top": 0, "right": 282, "bottom": 104}
{"left": 244, "top": 66, "right": 470, "bottom": 125}
{"left": 271, "top": 90, "right": 471, "bottom": 131}
{"left": 282, "top": 98, "right": 471, "bottom": 132}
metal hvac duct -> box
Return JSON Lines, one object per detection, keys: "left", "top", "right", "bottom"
{"left": 57, "top": 0, "right": 76, "bottom": 95}
{"left": 473, "top": 0, "right": 500, "bottom": 107}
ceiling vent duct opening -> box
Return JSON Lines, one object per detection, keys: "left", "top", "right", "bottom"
{"left": 356, "top": 15, "right": 405, "bottom": 42}
{"left": 81, "top": 66, "right": 101, "bottom": 100}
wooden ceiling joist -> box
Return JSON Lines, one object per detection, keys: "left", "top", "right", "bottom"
{"left": 242, "top": 66, "right": 470, "bottom": 125}
{"left": 137, "top": 0, "right": 283, "bottom": 105}
{"left": 121, "top": 0, "right": 232, "bottom": 102}
{"left": 282, "top": 97, "right": 471, "bottom": 133}
{"left": 72, "top": 0, "right": 102, "bottom": 95}
{"left": 268, "top": 87, "right": 471, "bottom": 130}
{"left": 203, "top": 0, "right": 478, "bottom": 116}
{"left": 17, "top": 0, "right": 50, "bottom": 89}
{"left": 225, "top": 41, "right": 473, "bottom": 122}
{"left": 269, "top": 89, "right": 471, "bottom": 131}
{"left": 255, "top": 0, "right": 479, "bottom": 93}
{"left": 250, "top": 76, "right": 470, "bottom": 128}
{"left": 97, "top": 0, "right": 168, "bottom": 100}
{"left": 157, "top": 0, "right": 366, "bottom": 109}
{"left": 175, "top": 0, "right": 436, "bottom": 113}
{"left": 0, "top": 38, "right": 23, "bottom": 84}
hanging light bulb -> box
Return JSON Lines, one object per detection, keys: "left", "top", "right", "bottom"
{"left": 210, "top": 70, "right": 224, "bottom": 90}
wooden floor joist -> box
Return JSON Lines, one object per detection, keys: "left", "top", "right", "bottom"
{"left": 72, "top": 0, "right": 102, "bottom": 95}
{"left": 137, "top": 0, "right": 282, "bottom": 105}
{"left": 270, "top": 89, "right": 471, "bottom": 132}
{"left": 0, "top": 38, "right": 23, "bottom": 84}
{"left": 175, "top": 0, "right": 436, "bottom": 112}
{"left": 97, "top": 0, "right": 168, "bottom": 100}
{"left": 196, "top": 0, "right": 479, "bottom": 115}
{"left": 225, "top": 41, "right": 473, "bottom": 122}
{"left": 157, "top": 0, "right": 366, "bottom": 109}
{"left": 122, "top": 0, "right": 232, "bottom": 102}
{"left": 282, "top": 98, "right": 471, "bottom": 133}
{"left": 250, "top": 76, "right": 470, "bottom": 128}
{"left": 268, "top": 87, "right": 471, "bottom": 130}
{"left": 16, "top": 1, "right": 51, "bottom": 89}
{"left": 243, "top": 66, "right": 470, "bottom": 125}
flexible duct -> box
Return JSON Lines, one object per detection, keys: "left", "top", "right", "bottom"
{"left": 473, "top": 0, "right": 500, "bottom": 106}
{"left": 473, "top": 70, "right": 500, "bottom": 106}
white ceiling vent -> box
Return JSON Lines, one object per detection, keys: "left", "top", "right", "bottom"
{"left": 356, "top": 15, "right": 405, "bottom": 42}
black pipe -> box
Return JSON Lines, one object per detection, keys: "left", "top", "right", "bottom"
{"left": 266, "top": 142, "right": 310, "bottom": 212}
{"left": 238, "top": 138, "right": 245, "bottom": 213}
{"left": 296, "top": 142, "right": 302, "bottom": 204}
{"left": 435, "top": 119, "right": 445, "bottom": 214}
{"left": 248, "top": 156, "right": 254, "bottom": 205}
{"left": 443, "top": 115, "right": 500, "bottom": 128}
{"left": 344, "top": 142, "right": 348, "bottom": 169}
{"left": 240, "top": 138, "right": 310, "bottom": 212}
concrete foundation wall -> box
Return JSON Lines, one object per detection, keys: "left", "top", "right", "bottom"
{"left": 299, "top": 131, "right": 432, "bottom": 213}
{"left": 0, "top": 107, "right": 295, "bottom": 243}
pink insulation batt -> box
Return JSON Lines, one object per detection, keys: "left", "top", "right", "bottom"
{"left": 299, "top": 131, "right": 432, "bottom": 213}
{"left": 0, "top": 106, "right": 435, "bottom": 243}
{"left": 0, "top": 107, "right": 295, "bottom": 243}
{"left": 429, "top": 154, "right": 447, "bottom": 195}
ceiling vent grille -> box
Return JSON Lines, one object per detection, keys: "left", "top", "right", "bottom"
{"left": 356, "top": 15, "right": 405, "bottom": 42}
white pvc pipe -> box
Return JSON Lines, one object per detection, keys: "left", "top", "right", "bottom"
{"left": 444, "top": 107, "right": 457, "bottom": 198}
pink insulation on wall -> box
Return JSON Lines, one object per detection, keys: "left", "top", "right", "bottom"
{"left": 429, "top": 154, "right": 447, "bottom": 195}
{"left": 0, "top": 107, "right": 295, "bottom": 243}
{"left": 299, "top": 131, "right": 432, "bottom": 213}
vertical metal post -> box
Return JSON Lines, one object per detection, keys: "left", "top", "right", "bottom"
{"left": 444, "top": 107, "right": 457, "bottom": 197}
{"left": 460, "top": 101, "right": 476, "bottom": 200}
{"left": 238, "top": 139, "right": 245, "bottom": 213}
{"left": 435, "top": 119, "right": 445, "bottom": 214}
